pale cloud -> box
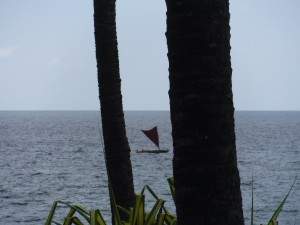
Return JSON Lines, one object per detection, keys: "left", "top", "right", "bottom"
{"left": 48, "top": 57, "right": 61, "bottom": 66}
{"left": 0, "top": 46, "right": 17, "bottom": 57}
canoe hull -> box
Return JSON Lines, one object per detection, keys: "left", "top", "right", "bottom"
{"left": 136, "top": 149, "right": 169, "bottom": 153}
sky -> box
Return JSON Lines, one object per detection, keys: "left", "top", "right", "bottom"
{"left": 0, "top": 0, "right": 300, "bottom": 111}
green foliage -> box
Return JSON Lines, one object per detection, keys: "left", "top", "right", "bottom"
{"left": 251, "top": 172, "right": 254, "bottom": 225}
{"left": 44, "top": 200, "right": 98, "bottom": 225}
{"left": 167, "top": 177, "right": 175, "bottom": 205}
{"left": 44, "top": 181, "right": 177, "bottom": 225}
{"left": 252, "top": 173, "right": 298, "bottom": 225}
{"left": 45, "top": 173, "right": 298, "bottom": 225}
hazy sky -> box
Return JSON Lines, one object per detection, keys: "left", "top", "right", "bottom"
{"left": 1, "top": 0, "right": 299, "bottom": 111}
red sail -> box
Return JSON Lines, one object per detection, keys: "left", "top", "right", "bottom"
{"left": 142, "top": 126, "right": 160, "bottom": 149}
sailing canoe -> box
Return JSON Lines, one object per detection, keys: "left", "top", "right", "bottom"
{"left": 137, "top": 126, "right": 169, "bottom": 153}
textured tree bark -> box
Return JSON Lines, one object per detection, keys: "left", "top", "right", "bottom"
{"left": 165, "top": 1, "right": 245, "bottom": 225}
{"left": 93, "top": 0, "right": 135, "bottom": 222}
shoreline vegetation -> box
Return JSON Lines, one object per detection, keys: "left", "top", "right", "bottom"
{"left": 45, "top": 174, "right": 298, "bottom": 225}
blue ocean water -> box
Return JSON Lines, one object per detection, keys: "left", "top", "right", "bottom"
{"left": 0, "top": 111, "right": 299, "bottom": 225}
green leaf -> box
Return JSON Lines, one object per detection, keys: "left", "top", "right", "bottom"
{"left": 267, "top": 173, "right": 298, "bottom": 225}
{"left": 164, "top": 214, "right": 177, "bottom": 225}
{"left": 132, "top": 194, "right": 145, "bottom": 225}
{"left": 142, "top": 184, "right": 171, "bottom": 215}
{"left": 45, "top": 177, "right": 178, "bottom": 225}
{"left": 51, "top": 221, "right": 63, "bottom": 225}
{"left": 45, "top": 200, "right": 59, "bottom": 225}
{"left": 70, "top": 205, "right": 91, "bottom": 223}
{"left": 156, "top": 213, "right": 166, "bottom": 225}
{"left": 45, "top": 200, "right": 91, "bottom": 225}
{"left": 117, "top": 205, "right": 130, "bottom": 220}
{"left": 251, "top": 173, "right": 254, "bottom": 225}
{"left": 145, "top": 199, "right": 165, "bottom": 225}
{"left": 130, "top": 207, "right": 134, "bottom": 225}
{"left": 61, "top": 201, "right": 91, "bottom": 224}
{"left": 143, "top": 185, "right": 159, "bottom": 200}
{"left": 167, "top": 177, "right": 175, "bottom": 204}
{"left": 90, "top": 209, "right": 107, "bottom": 225}
{"left": 63, "top": 217, "right": 85, "bottom": 225}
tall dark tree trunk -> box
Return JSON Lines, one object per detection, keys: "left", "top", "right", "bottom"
{"left": 93, "top": 0, "right": 135, "bottom": 221}
{"left": 165, "top": 1, "right": 244, "bottom": 225}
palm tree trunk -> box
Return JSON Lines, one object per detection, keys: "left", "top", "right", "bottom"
{"left": 165, "top": 1, "right": 244, "bottom": 225}
{"left": 93, "top": 0, "right": 135, "bottom": 221}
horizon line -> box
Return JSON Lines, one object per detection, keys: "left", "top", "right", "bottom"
{"left": 1, "top": 109, "right": 300, "bottom": 112}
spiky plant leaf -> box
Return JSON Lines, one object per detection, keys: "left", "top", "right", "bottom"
{"left": 117, "top": 205, "right": 130, "bottom": 220}
{"left": 45, "top": 200, "right": 59, "bottom": 225}
{"left": 156, "top": 213, "right": 166, "bottom": 225}
{"left": 45, "top": 177, "right": 178, "bottom": 225}
{"left": 142, "top": 184, "right": 171, "bottom": 216}
{"left": 122, "top": 207, "right": 134, "bottom": 225}
{"left": 267, "top": 173, "right": 298, "bottom": 225}
{"left": 63, "top": 217, "right": 85, "bottom": 225}
{"left": 142, "top": 185, "right": 159, "bottom": 200}
{"left": 107, "top": 176, "right": 123, "bottom": 225}
{"left": 145, "top": 199, "right": 165, "bottom": 225}
{"left": 66, "top": 205, "right": 90, "bottom": 222}
{"left": 131, "top": 194, "right": 144, "bottom": 225}
{"left": 251, "top": 173, "right": 254, "bottom": 225}
{"left": 45, "top": 200, "right": 91, "bottom": 225}
{"left": 90, "top": 209, "right": 106, "bottom": 225}
{"left": 164, "top": 214, "right": 177, "bottom": 225}
{"left": 167, "top": 177, "right": 175, "bottom": 204}
{"left": 51, "top": 221, "right": 62, "bottom": 225}
{"left": 61, "top": 202, "right": 91, "bottom": 224}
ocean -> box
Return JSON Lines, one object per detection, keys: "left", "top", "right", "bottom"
{"left": 0, "top": 111, "right": 299, "bottom": 225}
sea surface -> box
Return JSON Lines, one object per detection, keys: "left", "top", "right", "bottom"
{"left": 0, "top": 111, "right": 299, "bottom": 225}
